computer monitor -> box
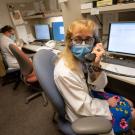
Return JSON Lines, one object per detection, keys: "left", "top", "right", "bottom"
{"left": 52, "top": 22, "right": 65, "bottom": 41}
{"left": 107, "top": 22, "right": 135, "bottom": 57}
{"left": 34, "top": 24, "right": 50, "bottom": 41}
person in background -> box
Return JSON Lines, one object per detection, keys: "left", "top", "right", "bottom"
{"left": 0, "top": 25, "right": 19, "bottom": 69}
{"left": 54, "top": 19, "right": 135, "bottom": 135}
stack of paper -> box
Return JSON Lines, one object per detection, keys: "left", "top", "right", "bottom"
{"left": 81, "top": 3, "right": 93, "bottom": 9}
{"left": 81, "top": 0, "right": 98, "bottom": 8}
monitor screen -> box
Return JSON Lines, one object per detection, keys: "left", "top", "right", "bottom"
{"left": 107, "top": 22, "right": 135, "bottom": 57}
{"left": 52, "top": 22, "right": 65, "bottom": 41}
{"left": 35, "top": 24, "right": 50, "bottom": 40}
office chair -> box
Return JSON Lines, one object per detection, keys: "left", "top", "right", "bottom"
{"left": 0, "top": 52, "right": 6, "bottom": 77}
{"left": 33, "top": 49, "right": 112, "bottom": 135}
{"left": 9, "top": 44, "right": 47, "bottom": 106}
{"left": 0, "top": 51, "right": 20, "bottom": 89}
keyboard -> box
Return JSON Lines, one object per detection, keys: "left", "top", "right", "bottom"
{"left": 30, "top": 41, "right": 43, "bottom": 46}
{"left": 55, "top": 41, "right": 65, "bottom": 51}
{"left": 23, "top": 44, "right": 51, "bottom": 52}
{"left": 102, "top": 56, "right": 135, "bottom": 68}
{"left": 56, "top": 41, "right": 65, "bottom": 46}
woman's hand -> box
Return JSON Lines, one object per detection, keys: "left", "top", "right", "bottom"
{"left": 92, "top": 43, "right": 105, "bottom": 66}
{"left": 107, "top": 96, "right": 119, "bottom": 107}
{"left": 125, "top": 98, "right": 134, "bottom": 107}
{"left": 131, "top": 108, "right": 135, "bottom": 119}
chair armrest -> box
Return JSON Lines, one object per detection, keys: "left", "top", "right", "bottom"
{"left": 72, "top": 116, "right": 112, "bottom": 134}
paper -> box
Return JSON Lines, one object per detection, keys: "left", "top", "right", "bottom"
{"left": 91, "top": 8, "right": 99, "bottom": 15}
{"left": 81, "top": 3, "right": 93, "bottom": 9}
{"left": 27, "top": 33, "right": 35, "bottom": 42}
{"left": 10, "top": 10, "right": 24, "bottom": 25}
{"left": 60, "top": 26, "right": 64, "bottom": 34}
{"left": 16, "top": 25, "right": 28, "bottom": 44}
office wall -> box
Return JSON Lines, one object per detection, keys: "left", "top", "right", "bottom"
{"left": 48, "top": 0, "right": 59, "bottom": 12}
{"left": 0, "top": 0, "right": 33, "bottom": 28}
{"left": 60, "top": 0, "right": 82, "bottom": 31}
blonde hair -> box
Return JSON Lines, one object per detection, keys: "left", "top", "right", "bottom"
{"left": 60, "top": 19, "right": 98, "bottom": 70}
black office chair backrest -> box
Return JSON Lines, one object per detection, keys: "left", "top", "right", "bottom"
{"left": 9, "top": 44, "right": 33, "bottom": 76}
{"left": 0, "top": 51, "right": 6, "bottom": 76}
{"left": 1, "top": 52, "right": 8, "bottom": 70}
{"left": 33, "top": 49, "right": 66, "bottom": 118}
{"left": 0, "top": 50, "right": 18, "bottom": 74}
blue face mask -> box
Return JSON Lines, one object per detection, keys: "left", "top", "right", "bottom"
{"left": 71, "top": 44, "right": 93, "bottom": 60}
{"left": 10, "top": 35, "right": 16, "bottom": 41}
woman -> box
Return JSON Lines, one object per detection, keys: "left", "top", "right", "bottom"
{"left": 54, "top": 19, "right": 135, "bottom": 134}
{"left": 0, "top": 25, "right": 19, "bottom": 69}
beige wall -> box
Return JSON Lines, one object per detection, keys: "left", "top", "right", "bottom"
{"left": 1, "top": 0, "right": 134, "bottom": 39}
{"left": 0, "top": 0, "right": 33, "bottom": 28}
{"left": 60, "top": 0, "right": 82, "bottom": 31}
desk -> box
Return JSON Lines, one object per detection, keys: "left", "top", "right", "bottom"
{"left": 23, "top": 44, "right": 135, "bottom": 85}
{"left": 23, "top": 45, "right": 135, "bottom": 101}
{"left": 101, "top": 62, "right": 135, "bottom": 85}
{"left": 101, "top": 62, "right": 135, "bottom": 102}
{"left": 22, "top": 44, "right": 61, "bottom": 54}
{"left": 23, "top": 44, "right": 51, "bottom": 52}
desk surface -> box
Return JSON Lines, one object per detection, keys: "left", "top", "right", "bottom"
{"left": 101, "top": 62, "right": 135, "bottom": 85}
{"left": 23, "top": 44, "right": 61, "bottom": 54}
{"left": 23, "top": 44, "right": 135, "bottom": 85}
{"left": 23, "top": 44, "right": 51, "bottom": 52}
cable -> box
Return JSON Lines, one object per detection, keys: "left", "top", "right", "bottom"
{"left": 95, "top": 15, "right": 103, "bottom": 27}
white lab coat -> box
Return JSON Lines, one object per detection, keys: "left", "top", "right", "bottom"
{"left": 54, "top": 58, "right": 112, "bottom": 121}
{"left": 0, "top": 34, "right": 19, "bottom": 68}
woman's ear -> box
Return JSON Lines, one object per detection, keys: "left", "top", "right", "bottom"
{"left": 69, "top": 40, "right": 73, "bottom": 49}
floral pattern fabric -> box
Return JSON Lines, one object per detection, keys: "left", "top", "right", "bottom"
{"left": 91, "top": 91, "right": 132, "bottom": 134}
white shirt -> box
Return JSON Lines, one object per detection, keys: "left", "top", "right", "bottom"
{"left": 0, "top": 34, "right": 19, "bottom": 69}
{"left": 54, "top": 58, "right": 112, "bottom": 122}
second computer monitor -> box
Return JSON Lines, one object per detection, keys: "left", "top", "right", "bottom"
{"left": 35, "top": 24, "right": 50, "bottom": 41}
{"left": 107, "top": 22, "right": 135, "bottom": 57}
{"left": 52, "top": 22, "right": 64, "bottom": 41}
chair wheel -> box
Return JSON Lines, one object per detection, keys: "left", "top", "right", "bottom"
{"left": 43, "top": 102, "right": 48, "bottom": 107}
{"left": 25, "top": 100, "right": 29, "bottom": 104}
